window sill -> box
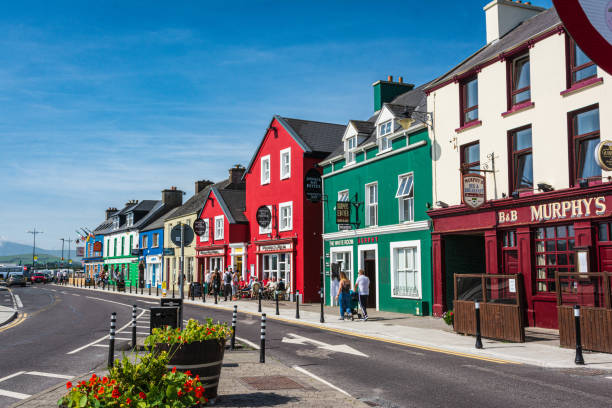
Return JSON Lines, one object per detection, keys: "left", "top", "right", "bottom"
{"left": 280, "top": 175, "right": 290, "bottom": 180}
{"left": 502, "top": 101, "right": 535, "bottom": 118}
{"left": 455, "top": 120, "right": 482, "bottom": 133}
{"left": 375, "top": 148, "right": 392, "bottom": 156}
{"left": 391, "top": 294, "right": 422, "bottom": 300}
{"left": 261, "top": 181, "right": 270, "bottom": 186}
{"left": 560, "top": 77, "right": 604, "bottom": 97}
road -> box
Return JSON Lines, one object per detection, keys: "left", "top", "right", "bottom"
{"left": 1, "top": 284, "right": 611, "bottom": 408}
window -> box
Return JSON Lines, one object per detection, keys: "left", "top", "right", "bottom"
{"left": 396, "top": 174, "right": 414, "bottom": 222}
{"left": 262, "top": 253, "right": 290, "bottom": 285}
{"left": 460, "top": 142, "right": 480, "bottom": 172}
{"left": 129, "top": 235, "right": 133, "bottom": 252}
{"left": 331, "top": 251, "right": 351, "bottom": 281}
{"left": 214, "top": 216, "right": 224, "bottom": 240}
{"left": 338, "top": 190, "right": 349, "bottom": 202}
{"left": 142, "top": 235, "right": 148, "bottom": 249}
{"left": 365, "top": 183, "right": 378, "bottom": 227}
{"left": 126, "top": 213, "right": 134, "bottom": 227}
{"left": 261, "top": 155, "right": 270, "bottom": 184}
{"left": 391, "top": 242, "right": 421, "bottom": 298}
{"left": 280, "top": 148, "right": 291, "bottom": 179}
{"left": 509, "top": 126, "right": 533, "bottom": 192}
{"left": 152, "top": 233, "right": 159, "bottom": 248}
{"left": 461, "top": 77, "right": 478, "bottom": 125}
{"left": 112, "top": 217, "right": 119, "bottom": 230}
{"left": 121, "top": 237, "right": 125, "bottom": 256}
{"left": 107, "top": 240, "right": 110, "bottom": 257}
{"left": 259, "top": 205, "right": 272, "bottom": 234}
{"left": 345, "top": 136, "right": 357, "bottom": 164}
{"left": 279, "top": 202, "right": 293, "bottom": 231}
{"left": 570, "top": 106, "right": 600, "bottom": 184}
{"left": 378, "top": 120, "right": 393, "bottom": 152}
{"left": 201, "top": 219, "right": 210, "bottom": 242}
{"left": 569, "top": 38, "right": 597, "bottom": 85}
{"left": 510, "top": 54, "right": 531, "bottom": 106}
{"left": 534, "top": 225, "right": 575, "bottom": 293}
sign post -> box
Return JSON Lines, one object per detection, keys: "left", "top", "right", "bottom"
{"left": 171, "top": 223, "right": 194, "bottom": 330}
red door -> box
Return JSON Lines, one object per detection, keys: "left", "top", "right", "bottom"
{"left": 503, "top": 250, "right": 519, "bottom": 274}
{"left": 599, "top": 246, "right": 612, "bottom": 272}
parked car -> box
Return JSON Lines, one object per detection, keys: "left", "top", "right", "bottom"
{"left": 7, "top": 273, "right": 27, "bottom": 287}
{"left": 30, "top": 274, "right": 46, "bottom": 283}
{"left": 43, "top": 271, "right": 54, "bottom": 283}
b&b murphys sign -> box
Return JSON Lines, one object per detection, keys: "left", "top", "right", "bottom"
{"left": 553, "top": 0, "right": 612, "bottom": 75}
{"left": 256, "top": 205, "right": 272, "bottom": 228}
{"left": 498, "top": 195, "right": 610, "bottom": 225}
{"left": 193, "top": 218, "right": 207, "bottom": 237}
{"left": 462, "top": 173, "right": 486, "bottom": 209}
{"left": 304, "top": 168, "right": 322, "bottom": 202}
{"left": 336, "top": 201, "right": 351, "bottom": 224}
{"left": 595, "top": 140, "right": 612, "bottom": 171}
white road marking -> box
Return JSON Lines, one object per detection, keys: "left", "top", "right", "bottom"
{"left": 93, "top": 344, "right": 109, "bottom": 348}
{"left": 115, "top": 337, "right": 131, "bottom": 341}
{"left": 0, "top": 389, "right": 31, "bottom": 400}
{"left": 140, "top": 301, "right": 158, "bottom": 305}
{"left": 236, "top": 336, "right": 259, "bottom": 349}
{"left": 282, "top": 333, "right": 368, "bottom": 357}
{"left": 14, "top": 295, "right": 23, "bottom": 309}
{"left": 25, "top": 371, "right": 73, "bottom": 380}
{"left": 0, "top": 371, "right": 25, "bottom": 383}
{"left": 72, "top": 294, "right": 80, "bottom": 297}
{"left": 292, "top": 366, "right": 352, "bottom": 397}
{"left": 606, "top": 376, "right": 612, "bottom": 380}
{"left": 85, "top": 296, "right": 140, "bottom": 309}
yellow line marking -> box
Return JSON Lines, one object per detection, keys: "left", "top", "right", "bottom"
{"left": 0, "top": 313, "right": 28, "bottom": 333}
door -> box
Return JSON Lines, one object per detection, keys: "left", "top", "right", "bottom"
{"left": 364, "top": 258, "right": 376, "bottom": 309}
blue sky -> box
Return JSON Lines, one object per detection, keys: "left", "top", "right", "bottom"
{"left": 0, "top": 0, "right": 553, "bottom": 250}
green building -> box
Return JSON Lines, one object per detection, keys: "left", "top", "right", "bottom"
{"left": 320, "top": 80, "right": 433, "bottom": 315}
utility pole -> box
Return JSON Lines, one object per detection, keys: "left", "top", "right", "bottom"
{"left": 60, "top": 238, "right": 65, "bottom": 268}
{"left": 66, "top": 238, "right": 73, "bottom": 270}
{"left": 27, "top": 228, "right": 43, "bottom": 270}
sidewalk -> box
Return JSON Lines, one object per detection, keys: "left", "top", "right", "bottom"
{"left": 54, "top": 283, "right": 612, "bottom": 370}
{"left": 0, "top": 287, "right": 17, "bottom": 327}
{"left": 10, "top": 348, "right": 368, "bottom": 408}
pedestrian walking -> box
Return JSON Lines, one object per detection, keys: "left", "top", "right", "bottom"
{"left": 330, "top": 264, "right": 340, "bottom": 306}
{"left": 231, "top": 268, "right": 239, "bottom": 299}
{"left": 223, "top": 268, "right": 232, "bottom": 301}
{"left": 212, "top": 269, "right": 221, "bottom": 298}
{"left": 335, "top": 272, "right": 352, "bottom": 320}
{"left": 355, "top": 269, "right": 370, "bottom": 321}
{"left": 204, "top": 269, "right": 212, "bottom": 296}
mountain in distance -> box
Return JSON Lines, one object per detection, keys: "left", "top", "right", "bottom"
{"left": 0, "top": 240, "right": 82, "bottom": 261}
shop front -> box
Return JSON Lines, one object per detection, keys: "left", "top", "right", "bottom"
{"left": 253, "top": 239, "right": 295, "bottom": 293}
{"left": 229, "top": 244, "right": 247, "bottom": 277}
{"left": 196, "top": 246, "right": 227, "bottom": 280}
{"left": 429, "top": 185, "right": 612, "bottom": 328}
{"left": 145, "top": 255, "right": 162, "bottom": 288}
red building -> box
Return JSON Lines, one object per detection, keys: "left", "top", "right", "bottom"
{"left": 244, "top": 115, "right": 344, "bottom": 302}
{"left": 195, "top": 166, "right": 249, "bottom": 280}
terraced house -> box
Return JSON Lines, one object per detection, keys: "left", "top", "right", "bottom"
{"left": 320, "top": 78, "right": 433, "bottom": 315}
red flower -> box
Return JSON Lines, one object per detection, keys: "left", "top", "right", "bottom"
{"left": 111, "top": 388, "right": 120, "bottom": 398}
{"left": 177, "top": 390, "right": 183, "bottom": 397}
{"left": 139, "top": 391, "right": 146, "bottom": 400}
{"left": 126, "top": 398, "right": 131, "bottom": 404}
{"left": 102, "top": 376, "right": 109, "bottom": 384}
{"left": 98, "top": 386, "right": 105, "bottom": 394}
{"left": 172, "top": 367, "right": 177, "bottom": 373}
{"left": 185, "top": 370, "right": 192, "bottom": 376}
{"left": 66, "top": 381, "right": 72, "bottom": 389}
{"left": 195, "top": 389, "right": 203, "bottom": 399}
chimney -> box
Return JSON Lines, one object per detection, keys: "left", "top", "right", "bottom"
{"left": 484, "top": 0, "right": 544, "bottom": 44}
{"left": 162, "top": 186, "right": 183, "bottom": 209}
{"left": 106, "top": 207, "right": 117, "bottom": 220}
{"left": 229, "top": 165, "right": 246, "bottom": 185}
{"left": 195, "top": 179, "right": 214, "bottom": 194}
{"left": 372, "top": 77, "right": 414, "bottom": 112}
{"left": 125, "top": 199, "right": 138, "bottom": 207}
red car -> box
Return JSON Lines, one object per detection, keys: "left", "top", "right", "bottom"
{"left": 31, "top": 274, "right": 46, "bottom": 283}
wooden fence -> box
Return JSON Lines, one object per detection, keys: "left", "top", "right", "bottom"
{"left": 556, "top": 272, "right": 612, "bottom": 353}
{"left": 454, "top": 274, "right": 525, "bottom": 343}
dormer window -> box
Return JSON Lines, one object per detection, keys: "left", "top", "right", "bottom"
{"left": 345, "top": 136, "right": 357, "bottom": 164}
{"left": 378, "top": 120, "right": 393, "bottom": 152}
{"left": 126, "top": 213, "right": 134, "bottom": 227}
{"left": 112, "top": 217, "right": 119, "bottom": 230}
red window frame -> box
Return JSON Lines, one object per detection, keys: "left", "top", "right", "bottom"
{"left": 508, "top": 125, "right": 533, "bottom": 193}
{"left": 508, "top": 54, "right": 531, "bottom": 108}
{"left": 567, "top": 104, "right": 600, "bottom": 186}
{"left": 567, "top": 36, "right": 597, "bottom": 87}
{"left": 534, "top": 224, "right": 576, "bottom": 294}
{"left": 460, "top": 141, "right": 480, "bottom": 173}
{"left": 459, "top": 76, "right": 478, "bottom": 126}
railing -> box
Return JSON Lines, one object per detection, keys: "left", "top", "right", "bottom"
{"left": 454, "top": 274, "right": 525, "bottom": 342}
{"left": 556, "top": 272, "right": 612, "bottom": 353}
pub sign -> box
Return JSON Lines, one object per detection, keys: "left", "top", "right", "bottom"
{"left": 336, "top": 202, "right": 351, "bottom": 224}
{"left": 304, "top": 168, "right": 323, "bottom": 203}
{"left": 462, "top": 173, "right": 486, "bottom": 209}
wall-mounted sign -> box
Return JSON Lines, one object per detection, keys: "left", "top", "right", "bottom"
{"left": 76, "top": 246, "right": 85, "bottom": 257}
{"left": 553, "top": 0, "right": 612, "bottom": 75}
{"left": 163, "top": 247, "right": 175, "bottom": 256}
{"left": 336, "top": 202, "right": 351, "bottom": 224}
{"left": 256, "top": 206, "right": 272, "bottom": 228}
{"left": 93, "top": 241, "right": 102, "bottom": 252}
{"left": 130, "top": 248, "right": 141, "bottom": 256}
{"left": 305, "top": 169, "right": 323, "bottom": 202}
{"left": 595, "top": 140, "right": 612, "bottom": 171}
{"left": 462, "top": 173, "right": 486, "bottom": 209}
{"left": 357, "top": 236, "right": 378, "bottom": 244}
{"left": 329, "top": 239, "right": 354, "bottom": 247}
{"left": 258, "top": 243, "right": 292, "bottom": 252}
{"left": 198, "top": 249, "right": 224, "bottom": 256}
{"left": 146, "top": 256, "right": 160, "bottom": 263}
{"left": 171, "top": 224, "right": 194, "bottom": 247}
{"left": 193, "top": 218, "right": 207, "bottom": 237}
{"left": 498, "top": 196, "right": 608, "bottom": 224}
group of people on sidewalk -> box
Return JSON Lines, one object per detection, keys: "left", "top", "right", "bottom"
{"left": 335, "top": 269, "right": 369, "bottom": 321}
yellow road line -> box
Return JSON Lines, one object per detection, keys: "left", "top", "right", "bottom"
{"left": 0, "top": 313, "right": 28, "bottom": 333}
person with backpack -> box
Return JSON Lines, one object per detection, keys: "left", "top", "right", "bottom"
{"left": 355, "top": 269, "right": 370, "bottom": 321}
{"left": 223, "top": 267, "right": 233, "bottom": 301}
{"left": 212, "top": 269, "right": 221, "bottom": 298}
{"left": 335, "top": 272, "right": 352, "bottom": 320}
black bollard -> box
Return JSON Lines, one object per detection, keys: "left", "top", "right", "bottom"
{"left": 172, "top": 282, "right": 175, "bottom": 298}
{"left": 140, "top": 282, "right": 143, "bottom": 295}
{"left": 130, "top": 283, "right": 132, "bottom": 294}
{"left": 260, "top": 313, "right": 266, "bottom": 363}
{"left": 108, "top": 312, "right": 116, "bottom": 368}
{"left": 231, "top": 305, "right": 237, "bottom": 350}
{"left": 574, "top": 305, "right": 585, "bottom": 365}
{"left": 475, "top": 301, "right": 483, "bottom": 349}
{"left": 202, "top": 284, "right": 206, "bottom": 303}
{"left": 191, "top": 285, "right": 195, "bottom": 301}
{"left": 156, "top": 284, "right": 159, "bottom": 297}
{"left": 214, "top": 287, "right": 218, "bottom": 304}
{"left": 275, "top": 291, "right": 280, "bottom": 315}
{"left": 149, "top": 283, "right": 151, "bottom": 296}
{"left": 295, "top": 290, "right": 300, "bottom": 319}
{"left": 320, "top": 287, "right": 325, "bottom": 323}
{"left": 258, "top": 289, "right": 262, "bottom": 313}
{"left": 131, "top": 305, "right": 137, "bottom": 349}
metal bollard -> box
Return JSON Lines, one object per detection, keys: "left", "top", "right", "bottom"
{"left": 574, "top": 305, "right": 585, "bottom": 365}
{"left": 130, "top": 283, "right": 132, "bottom": 294}
{"left": 202, "top": 285, "right": 206, "bottom": 303}
{"left": 258, "top": 289, "right": 262, "bottom": 313}
{"left": 156, "top": 284, "right": 159, "bottom": 297}
{"left": 295, "top": 290, "right": 300, "bottom": 319}
{"left": 132, "top": 304, "right": 137, "bottom": 349}
{"left": 108, "top": 312, "right": 116, "bottom": 368}
{"left": 275, "top": 291, "right": 280, "bottom": 315}
{"left": 231, "top": 305, "right": 237, "bottom": 350}
{"left": 140, "top": 282, "right": 143, "bottom": 295}
{"left": 475, "top": 301, "right": 483, "bottom": 349}
{"left": 260, "top": 313, "right": 266, "bottom": 363}
{"left": 172, "top": 283, "right": 175, "bottom": 298}
{"left": 149, "top": 283, "right": 151, "bottom": 296}
{"left": 320, "top": 288, "right": 325, "bottom": 323}
{"left": 214, "top": 288, "right": 218, "bottom": 304}
{"left": 191, "top": 285, "right": 195, "bottom": 301}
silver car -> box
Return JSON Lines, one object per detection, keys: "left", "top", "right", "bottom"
{"left": 7, "top": 273, "right": 26, "bottom": 287}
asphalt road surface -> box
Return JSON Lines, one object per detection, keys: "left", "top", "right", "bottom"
{"left": 1, "top": 285, "right": 611, "bottom": 408}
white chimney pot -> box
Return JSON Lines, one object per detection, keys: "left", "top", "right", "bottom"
{"left": 484, "top": 0, "right": 545, "bottom": 44}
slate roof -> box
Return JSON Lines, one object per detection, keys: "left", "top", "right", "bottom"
{"left": 217, "top": 189, "right": 247, "bottom": 223}
{"left": 425, "top": 7, "right": 561, "bottom": 90}
{"left": 141, "top": 206, "right": 182, "bottom": 232}
{"left": 168, "top": 186, "right": 214, "bottom": 220}
{"left": 93, "top": 218, "right": 115, "bottom": 235}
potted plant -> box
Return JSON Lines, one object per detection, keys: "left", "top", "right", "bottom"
{"left": 58, "top": 351, "right": 208, "bottom": 407}
{"left": 145, "top": 319, "right": 232, "bottom": 400}
{"left": 442, "top": 310, "right": 454, "bottom": 327}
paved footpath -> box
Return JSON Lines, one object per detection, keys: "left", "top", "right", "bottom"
{"left": 0, "top": 286, "right": 18, "bottom": 326}
{"left": 10, "top": 349, "right": 367, "bottom": 408}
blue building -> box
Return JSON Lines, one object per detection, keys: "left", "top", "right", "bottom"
{"left": 84, "top": 207, "right": 117, "bottom": 279}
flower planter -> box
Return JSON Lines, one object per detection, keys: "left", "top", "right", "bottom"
{"left": 154, "top": 338, "right": 226, "bottom": 400}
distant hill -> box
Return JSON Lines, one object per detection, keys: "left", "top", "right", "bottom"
{"left": 0, "top": 253, "right": 64, "bottom": 265}
{"left": 0, "top": 240, "right": 82, "bottom": 261}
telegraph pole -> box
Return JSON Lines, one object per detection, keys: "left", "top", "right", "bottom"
{"left": 27, "top": 228, "right": 43, "bottom": 270}
{"left": 60, "top": 238, "right": 65, "bottom": 268}
{"left": 66, "top": 238, "right": 73, "bottom": 270}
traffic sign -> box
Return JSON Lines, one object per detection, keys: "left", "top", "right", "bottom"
{"left": 171, "top": 224, "right": 194, "bottom": 247}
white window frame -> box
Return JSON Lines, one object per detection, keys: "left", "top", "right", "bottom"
{"left": 278, "top": 201, "right": 293, "bottom": 232}
{"left": 127, "top": 213, "right": 134, "bottom": 227}
{"left": 389, "top": 240, "right": 422, "bottom": 299}
{"left": 142, "top": 235, "right": 148, "bottom": 249}
{"left": 345, "top": 136, "right": 357, "bottom": 164}
{"left": 214, "top": 215, "right": 224, "bottom": 240}
{"left": 396, "top": 173, "right": 415, "bottom": 223}
{"left": 365, "top": 182, "right": 378, "bottom": 227}
{"left": 337, "top": 189, "right": 349, "bottom": 202}
{"left": 330, "top": 245, "right": 354, "bottom": 304}
{"left": 201, "top": 218, "right": 210, "bottom": 242}
{"left": 261, "top": 155, "right": 271, "bottom": 185}
{"left": 259, "top": 205, "right": 273, "bottom": 235}
{"left": 152, "top": 233, "right": 159, "bottom": 248}
{"left": 358, "top": 243, "right": 379, "bottom": 310}
{"left": 280, "top": 148, "right": 291, "bottom": 180}
{"left": 378, "top": 120, "right": 393, "bottom": 152}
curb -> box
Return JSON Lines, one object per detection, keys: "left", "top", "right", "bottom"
{"left": 0, "top": 309, "right": 18, "bottom": 327}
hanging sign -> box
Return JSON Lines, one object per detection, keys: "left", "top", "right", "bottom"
{"left": 462, "top": 173, "right": 486, "bottom": 209}
{"left": 553, "top": 0, "right": 612, "bottom": 75}
{"left": 256, "top": 206, "right": 272, "bottom": 228}
{"left": 171, "top": 224, "right": 194, "bottom": 247}
{"left": 193, "top": 218, "right": 208, "bottom": 237}
{"left": 304, "top": 168, "right": 323, "bottom": 202}
{"left": 93, "top": 241, "right": 102, "bottom": 252}
{"left": 336, "top": 202, "right": 351, "bottom": 224}
{"left": 595, "top": 140, "right": 612, "bottom": 171}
